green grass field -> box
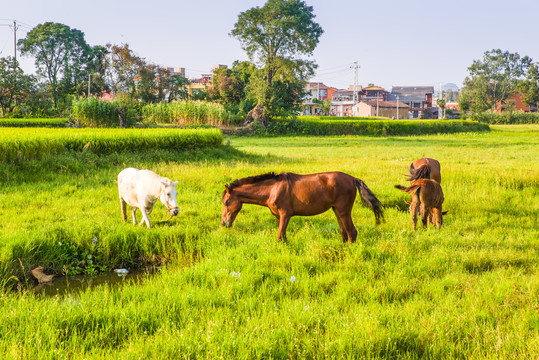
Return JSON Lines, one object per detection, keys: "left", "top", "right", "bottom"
{"left": 0, "top": 125, "right": 538, "bottom": 359}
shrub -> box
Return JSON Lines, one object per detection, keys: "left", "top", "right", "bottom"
{"left": 261, "top": 118, "right": 490, "bottom": 136}
{"left": 470, "top": 112, "right": 539, "bottom": 124}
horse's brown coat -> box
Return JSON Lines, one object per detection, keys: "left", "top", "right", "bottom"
{"left": 408, "top": 158, "right": 441, "bottom": 184}
{"left": 221, "top": 172, "right": 383, "bottom": 243}
{"left": 395, "top": 178, "right": 444, "bottom": 231}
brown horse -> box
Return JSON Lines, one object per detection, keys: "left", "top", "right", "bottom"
{"left": 395, "top": 179, "right": 445, "bottom": 231}
{"left": 221, "top": 172, "right": 383, "bottom": 244}
{"left": 408, "top": 158, "right": 441, "bottom": 184}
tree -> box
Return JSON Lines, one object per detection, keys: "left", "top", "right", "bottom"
{"left": 231, "top": 0, "right": 323, "bottom": 118}
{"left": 104, "top": 43, "right": 144, "bottom": 96}
{"left": 517, "top": 63, "right": 539, "bottom": 110}
{"left": 437, "top": 98, "right": 446, "bottom": 118}
{"left": 167, "top": 74, "right": 190, "bottom": 102}
{"left": 462, "top": 49, "right": 532, "bottom": 113}
{"left": 0, "top": 57, "right": 36, "bottom": 116}
{"left": 18, "top": 22, "right": 93, "bottom": 107}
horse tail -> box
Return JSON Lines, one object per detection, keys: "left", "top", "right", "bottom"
{"left": 395, "top": 183, "right": 421, "bottom": 195}
{"left": 407, "top": 164, "right": 431, "bottom": 183}
{"left": 355, "top": 179, "right": 384, "bottom": 225}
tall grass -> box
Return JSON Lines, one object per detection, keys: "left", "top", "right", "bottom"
{"left": 71, "top": 97, "right": 123, "bottom": 127}
{"left": 142, "top": 100, "right": 243, "bottom": 126}
{"left": 0, "top": 127, "right": 223, "bottom": 162}
{"left": 0, "top": 125, "right": 537, "bottom": 358}
{"left": 0, "top": 118, "right": 66, "bottom": 128}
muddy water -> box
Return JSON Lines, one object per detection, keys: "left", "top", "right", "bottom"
{"left": 33, "top": 268, "right": 156, "bottom": 297}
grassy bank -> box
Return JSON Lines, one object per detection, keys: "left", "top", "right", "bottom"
{"left": 0, "top": 125, "right": 538, "bottom": 358}
{"left": 266, "top": 117, "right": 490, "bottom": 136}
{"left": 0, "top": 127, "right": 223, "bottom": 162}
{"left": 0, "top": 118, "right": 67, "bottom": 127}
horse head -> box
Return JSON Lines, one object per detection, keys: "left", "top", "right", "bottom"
{"left": 160, "top": 179, "right": 179, "bottom": 217}
{"left": 221, "top": 185, "right": 242, "bottom": 228}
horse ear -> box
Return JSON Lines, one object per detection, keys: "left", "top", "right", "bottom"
{"left": 225, "top": 185, "right": 231, "bottom": 194}
{"left": 405, "top": 201, "right": 411, "bottom": 205}
{"left": 173, "top": 181, "right": 179, "bottom": 186}
{"left": 442, "top": 211, "right": 448, "bottom": 215}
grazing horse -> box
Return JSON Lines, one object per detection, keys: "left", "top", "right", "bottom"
{"left": 408, "top": 158, "right": 441, "bottom": 184}
{"left": 395, "top": 179, "right": 445, "bottom": 231}
{"left": 118, "top": 168, "right": 179, "bottom": 228}
{"left": 221, "top": 172, "right": 384, "bottom": 244}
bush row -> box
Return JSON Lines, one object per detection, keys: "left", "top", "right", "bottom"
{"left": 298, "top": 115, "right": 385, "bottom": 121}
{"left": 142, "top": 101, "right": 243, "bottom": 126}
{"left": 0, "top": 118, "right": 67, "bottom": 128}
{"left": 263, "top": 118, "right": 490, "bottom": 136}
{"left": 0, "top": 128, "right": 223, "bottom": 162}
{"left": 469, "top": 112, "right": 539, "bottom": 124}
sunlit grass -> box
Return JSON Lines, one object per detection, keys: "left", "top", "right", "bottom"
{"left": 0, "top": 125, "right": 537, "bottom": 358}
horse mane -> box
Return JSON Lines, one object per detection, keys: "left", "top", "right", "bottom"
{"left": 227, "top": 172, "right": 281, "bottom": 190}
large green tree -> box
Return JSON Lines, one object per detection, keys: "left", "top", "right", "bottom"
{"left": 18, "top": 22, "right": 93, "bottom": 107}
{"left": 517, "top": 63, "right": 539, "bottom": 110}
{"left": 231, "top": 0, "right": 323, "bottom": 118}
{"left": 0, "top": 57, "right": 36, "bottom": 116}
{"left": 462, "top": 49, "right": 532, "bottom": 113}
{"left": 104, "top": 43, "right": 144, "bottom": 96}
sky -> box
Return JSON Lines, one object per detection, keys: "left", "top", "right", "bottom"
{"left": 2, "top": 0, "right": 539, "bottom": 91}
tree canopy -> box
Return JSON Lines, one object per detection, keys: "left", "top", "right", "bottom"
{"left": 517, "top": 63, "right": 539, "bottom": 109}
{"left": 0, "top": 57, "right": 36, "bottom": 116}
{"left": 462, "top": 49, "right": 532, "bottom": 113}
{"left": 18, "top": 22, "right": 93, "bottom": 107}
{"left": 231, "top": 0, "right": 323, "bottom": 118}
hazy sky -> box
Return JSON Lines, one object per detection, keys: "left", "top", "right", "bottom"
{"left": 2, "top": 0, "right": 539, "bottom": 91}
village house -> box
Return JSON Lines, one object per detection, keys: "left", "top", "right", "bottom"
{"left": 353, "top": 100, "right": 409, "bottom": 119}
{"left": 330, "top": 89, "right": 364, "bottom": 117}
{"left": 388, "top": 86, "right": 434, "bottom": 118}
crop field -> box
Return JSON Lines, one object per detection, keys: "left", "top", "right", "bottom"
{"left": 0, "top": 125, "right": 538, "bottom": 359}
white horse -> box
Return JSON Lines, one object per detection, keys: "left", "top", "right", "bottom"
{"left": 118, "top": 168, "right": 179, "bottom": 228}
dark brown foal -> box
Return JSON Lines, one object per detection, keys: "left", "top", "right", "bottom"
{"left": 395, "top": 178, "right": 444, "bottom": 231}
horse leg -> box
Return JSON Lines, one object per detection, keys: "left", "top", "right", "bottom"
{"left": 332, "top": 207, "right": 348, "bottom": 243}
{"left": 433, "top": 208, "right": 442, "bottom": 229}
{"left": 410, "top": 202, "right": 419, "bottom": 232}
{"left": 342, "top": 215, "right": 358, "bottom": 245}
{"left": 131, "top": 207, "right": 137, "bottom": 225}
{"left": 139, "top": 207, "right": 152, "bottom": 228}
{"left": 277, "top": 211, "right": 291, "bottom": 242}
{"left": 120, "top": 198, "right": 127, "bottom": 222}
{"left": 335, "top": 206, "right": 357, "bottom": 244}
{"left": 421, "top": 205, "right": 429, "bottom": 229}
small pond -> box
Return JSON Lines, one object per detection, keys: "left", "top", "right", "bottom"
{"left": 32, "top": 268, "right": 155, "bottom": 297}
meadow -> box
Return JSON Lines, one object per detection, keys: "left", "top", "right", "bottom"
{"left": 0, "top": 125, "right": 538, "bottom": 359}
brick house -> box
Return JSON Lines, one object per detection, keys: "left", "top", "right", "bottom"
{"left": 388, "top": 86, "right": 434, "bottom": 118}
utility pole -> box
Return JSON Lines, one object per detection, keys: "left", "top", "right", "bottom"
{"left": 397, "top": 95, "right": 399, "bottom": 120}
{"left": 88, "top": 73, "right": 91, "bottom": 98}
{"left": 9, "top": 20, "right": 19, "bottom": 62}
{"left": 351, "top": 61, "right": 359, "bottom": 104}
